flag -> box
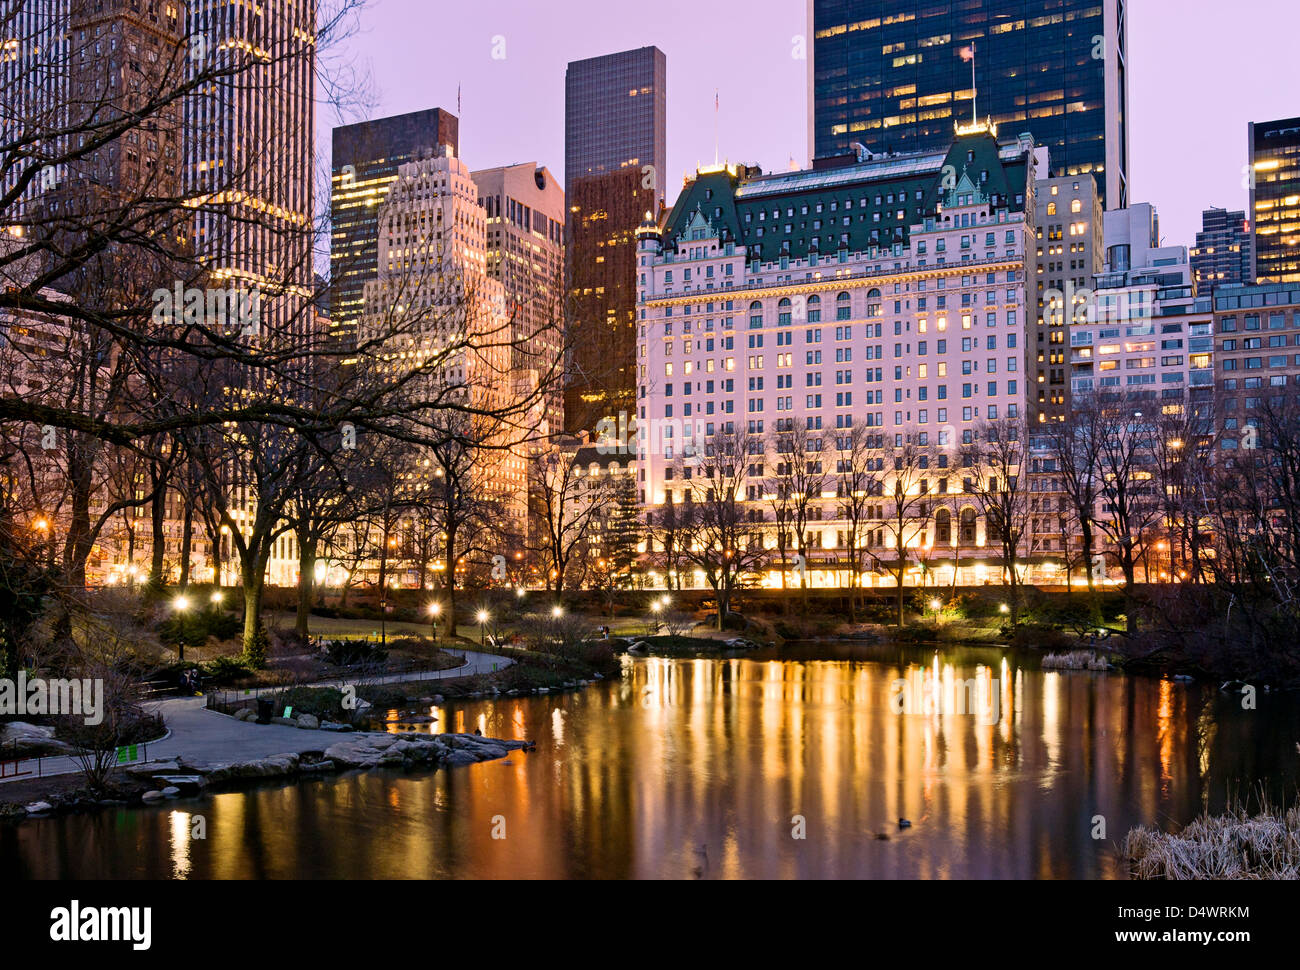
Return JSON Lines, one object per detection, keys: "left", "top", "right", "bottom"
{"left": 959, "top": 45, "right": 975, "bottom": 62}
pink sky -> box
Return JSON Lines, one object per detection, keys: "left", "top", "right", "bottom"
{"left": 323, "top": 0, "right": 1298, "bottom": 248}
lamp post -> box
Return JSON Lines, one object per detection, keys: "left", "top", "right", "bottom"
{"left": 428, "top": 602, "right": 441, "bottom": 646}
{"left": 477, "top": 609, "right": 490, "bottom": 650}
{"left": 930, "top": 598, "right": 942, "bottom": 622}
{"left": 174, "top": 595, "right": 191, "bottom": 662}
{"left": 650, "top": 598, "right": 663, "bottom": 633}
{"left": 551, "top": 605, "right": 564, "bottom": 620}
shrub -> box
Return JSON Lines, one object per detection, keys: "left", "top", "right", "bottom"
{"left": 324, "top": 639, "right": 388, "bottom": 666}
{"left": 201, "top": 655, "right": 254, "bottom": 685}
{"left": 243, "top": 623, "right": 270, "bottom": 669}
{"left": 159, "top": 608, "right": 241, "bottom": 646}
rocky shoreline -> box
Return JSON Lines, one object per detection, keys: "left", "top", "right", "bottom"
{"left": 1, "top": 731, "right": 534, "bottom": 821}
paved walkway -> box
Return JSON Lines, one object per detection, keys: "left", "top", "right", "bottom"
{"left": 0, "top": 649, "right": 512, "bottom": 787}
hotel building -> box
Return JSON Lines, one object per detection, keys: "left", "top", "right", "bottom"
{"left": 636, "top": 125, "right": 1042, "bottom": 589}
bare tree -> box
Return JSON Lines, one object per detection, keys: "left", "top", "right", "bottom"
{"left": 832, "top": 422, "right": 882, "bottom": 622}
{"left": 679, "top": 424, "right": 766, "bottom": 631}
{"left": 878, "top": 432, "right": 940, "bottom": 627}
{"left": 963, "top": 415, "right": 1032, "bottom": 622}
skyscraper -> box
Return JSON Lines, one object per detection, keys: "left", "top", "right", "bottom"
{"left": 809, "top": 0, "right": 1129, "bottom": 208}
{"left": 1032, "top": 172, "right": 1102, "bottom": 423}
{"left": 472, "top": 162, "right": 565, "bottom": 438}
{"left": 331, "top": 108, "right": 459, "bottom": 350}
{"left": 185, "top": 0, "right": 316, "bottom": 345}
{"left": 564, "top": 46, "right": 667, "bottom": 434}
{"left": 1249, "top": 116, "right": 1300, "bottom": 285}
{"left": 1190, "top": 207, "right": 1252, "bottom": 293}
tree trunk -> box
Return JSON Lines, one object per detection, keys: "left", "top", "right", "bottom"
{"left": 295, "top": 535, "right": 316, "bottom": 639}
{"left": 150, "top": 487, "right": 167, "bottom": 587}
{"left": 179, "top": 499, "right": 194, "bottom": 588}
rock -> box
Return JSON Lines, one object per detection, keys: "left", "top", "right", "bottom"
{"left": 234, "top": 708, "right": 257, "bottom": 722}
{"left": 24, "top": 801, "right": 54, "bottom": 815}
{"left": 154, "top": 775, "right": 204, "bottom": 794}
{"left": 296, "top": 714, "right": 320, "bottom": 730}
{"left": 2, "top": 723, "right": 55, "bottom": 741}
{"left": 161, "top": 786, "right": 181, "bottom": 798}
{"left": 125, "top": 760, "right": 181, "bottom": 780}
{"left": 442, "top": 749, "right": 479, "bottom": 767}
{"left": 319, "top": 721, "right": 353, "bottom": 732}
{"left": 141, "top": 791, "right": 165, "bottom": 803}
{"left": 270, "top": 716, "right": 296, "bottom": 726}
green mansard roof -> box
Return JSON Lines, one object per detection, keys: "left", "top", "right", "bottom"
{"left": 660, "top": 129, "right": 1034, "bottom": 261}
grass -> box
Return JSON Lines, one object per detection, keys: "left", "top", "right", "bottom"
{"left": 1041, "top": 651, "right": 1110, "bottom": 671}
{"left": 1124, "top": 802, "right": 1300, "bottom": 879}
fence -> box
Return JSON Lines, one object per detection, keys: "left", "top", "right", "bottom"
{"left": 203, "top": 651, "right": 510, "bottom": 717}
{"left": 0, "top": 739, "right": 150, "bottom": 783}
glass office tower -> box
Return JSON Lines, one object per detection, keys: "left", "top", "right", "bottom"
{"left": 1250, "top": 117, "right": 1300, "bottom": 285}
{"left": 809, "top": 0, "right": 1128, "bottom": 208}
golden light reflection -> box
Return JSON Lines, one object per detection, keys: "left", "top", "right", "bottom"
{"left": 169, "top": 811, "right": 192, "bottom": 880}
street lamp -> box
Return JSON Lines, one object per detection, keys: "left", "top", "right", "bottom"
{"left": 930, "top": 598, "right": 942, "bottom": 621}
{"left": 428, "top": 602, "right": 441, "bottom": 644}
{"left": 999, "top": 603, "right": 1011, "bottom": 615}
{"left": 551, "top": 605, "right": 564, "bottom": 619}
{"left": 477, "top": 609, "right": 490, "bottom": 649}
{"left": 211, "top": 591, "right": 224, "bottom": 607}
{"left": 174, "top": 595, "right": 191, "bottom": 662}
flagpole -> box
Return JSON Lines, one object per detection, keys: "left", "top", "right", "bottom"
{"left": 714, "top": 89, "right": 720, "bottom": 166}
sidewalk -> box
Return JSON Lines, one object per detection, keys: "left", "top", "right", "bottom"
{"left": 0, "top": 649, "right": 512, "bottom": 786}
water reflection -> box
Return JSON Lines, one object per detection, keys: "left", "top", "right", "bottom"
{"left": 4, "top": 647, "right": 1298, "bottom": 880}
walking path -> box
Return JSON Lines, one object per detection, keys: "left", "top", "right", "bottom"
{"left": 0, "top": 649, "right": 511, "bottom": 787}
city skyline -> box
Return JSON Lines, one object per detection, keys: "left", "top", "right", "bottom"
{"left": 324, "top": 0, "right": 1296, "bottom": 254}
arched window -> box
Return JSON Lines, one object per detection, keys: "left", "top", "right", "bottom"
{"left": 778, "top": 297, "right": 792, "bottom": 326}
{"left": 749, "top": 300, "right": 763, "bottom": 328}
{"left": 865, "top": 287, "right": 882, "bottom": 319}
{"left": 935, "top": 507, "right": 952, "bottom": 544}
{"left": 836, "top": 291, "right": 852, "bottom": 321}
{"left": 807, "top": 294, "right": 822, "bottom": 322}
{"left": 1047, "top": 202, "right": 1057, "bottom": 216}
{"left": 960, "top": 508, "right": 978, "bottom": 544}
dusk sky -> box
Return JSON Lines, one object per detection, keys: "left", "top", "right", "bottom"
{"left": 323, "top": 0, "right": 1298, "bottom": 248}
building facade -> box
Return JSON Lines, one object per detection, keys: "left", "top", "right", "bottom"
{"left": 1214, "top": 282, "right": 1300, "bottom": 452}
{"left": 331, "top": 108, "right": 459, "bottom": 352}
{"left": 361, "top": 154, "right": 525, "bottom": 531}
{"left": 472, "top": 162, "right": 566, "bottom": 439}
{"left": 1191, "top": 207, "right": 1253, "bottom": 294}
{"left": 808, "top": 0, "right": 1130, "bottom": 208}
{"left": 1032, "top": 172, "right": 1102, "bottom": 423}
{"left": 635, "top": 126, "right": 1041, "bottom": 590}
{"left": 564, "top": 46, "right": 667, "bottom": 435}
{"left": 1249, "top": 117, "right": 1300, "bottom": 285}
